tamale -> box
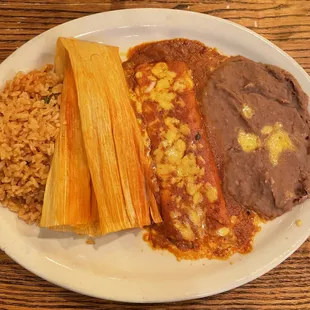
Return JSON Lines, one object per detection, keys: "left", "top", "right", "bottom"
{"left": 40, "top": 64, "right": 100, "bottom": 235}
{"left": 55, "top": 38, "right": 162, "bottom": 234}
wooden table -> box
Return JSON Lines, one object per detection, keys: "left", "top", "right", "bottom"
{"left": 0, "top": 1, "right": 309, "bottom": 309}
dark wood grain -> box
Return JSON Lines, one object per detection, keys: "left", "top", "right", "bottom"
{"left": 0, "top": 1, "right": 309, "bottom": 309}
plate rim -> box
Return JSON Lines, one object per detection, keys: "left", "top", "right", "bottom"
{"left": 0, "top": 8, "right": 309, "bottom": 303}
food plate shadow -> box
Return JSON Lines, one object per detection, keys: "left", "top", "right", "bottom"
{"left": 37, "top": 228, "right": 82, "bottom": 240}
{"left": 93, "top": 228, "right": 142, "bottom": 250}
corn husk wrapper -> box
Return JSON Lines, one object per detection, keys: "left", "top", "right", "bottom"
{"left": 40, "top": 63, "right": 100, "bottom": 235}
{"left": 41, "top": 37, "right": 161, "bottom": 235}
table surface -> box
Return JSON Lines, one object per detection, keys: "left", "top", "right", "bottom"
{"left": 0, "top": 0, "right": 309, "bottom": 309}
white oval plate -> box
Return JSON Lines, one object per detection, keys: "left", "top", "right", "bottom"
{"left": 0, "top": 9, "right": 309, "bottom": 303}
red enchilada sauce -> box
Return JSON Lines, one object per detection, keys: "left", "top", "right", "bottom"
{"left": 123, "top": 39, "right": 259, "bottom": 260}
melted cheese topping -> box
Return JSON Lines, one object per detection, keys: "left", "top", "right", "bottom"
{"left": 238, "top": 123, "right": 295, "bottom": 166}
{"left": 242, "top": 104, "right": 254, "bottom": 119}
{"left": 205, "top": 183, "right": 218, "bottom": 203}
{"left": 216, "top": 227, "right": 230, "bottom": 237}
{"left": 264, "top": 122, "right": 295, "bottom": 166}
{"left": 150, "top": 91, "right": 175, "bottom": 111}
{"left": 173, "top": 220, "right": 195, "bottom": 241}
{"left": 261, "top": 125, "right": 273, "bottom": 135}
{"left": 237, "top": 129, "right": 261, "bottom": 152}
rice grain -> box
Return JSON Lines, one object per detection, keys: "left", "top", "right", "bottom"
{"left": 0, "top": 65, "right": 62, "bottom": 224}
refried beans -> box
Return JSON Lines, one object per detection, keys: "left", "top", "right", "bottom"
{"left": 202, "top": 56, "right": 310, "bottom": 219}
